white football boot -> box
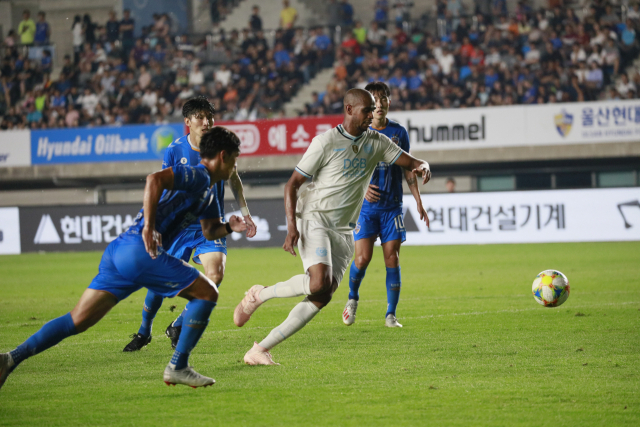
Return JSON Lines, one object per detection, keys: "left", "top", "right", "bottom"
{"left": 342, "top": 299, "right": 358, "bottom": 325}
{"left": 385, "top": 314, "right": 403, "bottom": 328}
{"left": 163, "top": 364, "right": 215, "bottom": 388}
{"left": 243, "top": 342, "right": 280, "bottom": 366}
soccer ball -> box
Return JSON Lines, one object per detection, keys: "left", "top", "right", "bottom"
{"left": 532, "top": 270, "right": 570, "bottom": 307}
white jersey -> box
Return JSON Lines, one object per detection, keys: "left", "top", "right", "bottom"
{"left": 295, "top": 125, "right": 404, "bottom": 233}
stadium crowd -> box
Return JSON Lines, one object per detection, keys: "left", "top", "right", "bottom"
{"left": 308, "top": 0, "right": 640, "bottom": 115}
{"left": 1, "top": 1, "right": 639, "bottom": 129}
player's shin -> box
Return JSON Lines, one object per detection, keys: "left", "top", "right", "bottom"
{"left": 138, "top": 291, "right": 164, "bottom": 337}
{"left": 385, "top": 266, "right": 401, "bottom": 316}
{"left": 258, "top": 298, "right": 319, "bottom": 350}
{"left": 258, "top": 274, "right": 311, "bottom": 302}
{"left": 9, "top": 313, "right": 78, "bottom": 367}
{"left": 170, "top": 299, "right": 216, "bottom": 369}
{"left": 348, "top": 260, "right": 367, "bottom": 301}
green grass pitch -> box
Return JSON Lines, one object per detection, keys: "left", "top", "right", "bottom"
{"left": 0, "top": 242, "right": 639, "bottom": 426}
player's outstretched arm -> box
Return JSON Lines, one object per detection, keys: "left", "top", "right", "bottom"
{"left": 142, "top": 168, "right": 175, "bottom": 259}
{"left": 228, "top": 166, "right": 257, "bottom": 238}
{"left": 404, "top": 169, "right": 429, "bottom": 228}
{"left": 395, "top": 152, "right": 431, "bottom": 185}
{"left": 282, "top": 170, "right": 307, "bottom": 256}
{"left": 200, "top": 216, "right": 247, "bottom": 241}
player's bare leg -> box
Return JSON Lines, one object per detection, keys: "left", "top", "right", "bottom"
{"left": 381, "top": 239, "right": 403, "bottom": 327}
{"left": 166, "top": 252, "right": 226, "bottom": 349}
{"left": 241, "top": 263, "right": 335, "bottom": 365}
{"left": 70, "top": 289, "right": 119, "bottom": 332}
{"left": 163, "top": 274, "right": 218, "bottom": 388}
{"left": 344, "top": 236, "right": 376, "bottom": 325}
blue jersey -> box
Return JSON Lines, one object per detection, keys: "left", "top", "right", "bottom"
{"left": 361, "top": 120, "right": 410, "bottom": 212}
{"left": 126, "top": 164, "right": 222, "bottom": 249}
{"left": 163, "top": 134, "right": 225, "bottom": 231}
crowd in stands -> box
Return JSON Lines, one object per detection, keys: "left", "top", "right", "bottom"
{"left": 2, "top": 0, "right": 640, "bottom": 130}
{"left": 0, "top": 1, "right": 337, "bottom": 129}
{"left": 306, "top": 0, "right": 640, "bottom": 115}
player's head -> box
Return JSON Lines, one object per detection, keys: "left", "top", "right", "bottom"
{"left": 182, "top": 97, "right": 215, "bottom": 139}
{"left": 200, "top": 127, "right": 241, "bottom": 181}
{"left": 343, "top": 88, "right": 375, "bottom": 135}
{"left": 365, "top": 81, "right": 390, "bottom": 123}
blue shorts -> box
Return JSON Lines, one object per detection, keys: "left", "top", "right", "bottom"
{"left": 88, "top": 233, "right": 201, "bottom": 302}
{"left": 165, "top": 228, "right": 227, "bottom": 265}
{"left": 353, "top": 207, "right": 406, "bottom": 244}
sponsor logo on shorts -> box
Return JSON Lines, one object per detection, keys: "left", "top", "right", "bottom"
{"left": 316, "top": 247, "right": 327, "bottom": 257}
{"left": 164, "top": 282, "right": 181, "bottom": 288}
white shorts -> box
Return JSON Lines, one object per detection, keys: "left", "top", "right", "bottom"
{"left": 297, "top": 219, "right": 355, "bottom": 285}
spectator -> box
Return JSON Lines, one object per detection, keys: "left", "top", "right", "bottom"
{"left": 34, "top": 12, "right": 51, "bottom": 46}
{"left": 120, "top": 9, "right": 135, "bottom": 58}
{"left": 374, "top": 0, "right": 389, "bottom": 28}
{"left": 106, "top": 11, "right": 120, "bottom": 43}
{"left": 616, "top": 73, "right": 636, "bottom": 98}
{"left": 445, "top": 177, "right": 456, "bottom": 193}
{"left": 249, "top": 5, "right": 263, "bottom": 32}
{"left": 353, "top": 21, "right": 367, "bottom": 45}
{"left": 3, "top": 29, "right": 17, "bottom": 47}
{"left": 71, "top": 15, "right": 84, "bottom": 65}
{"left": 83, "top": 14, "right": 96, "bottom": 46}
{"left": 18, "top": 10, "right": 36, "bottom": 46}
{"left": 279, "top": 0, "right": 297, "bottom": 29}
{"left": 341, "top": 0, "right": 355, "bottom": 29}
{"left": 189, "top": 63, "right": 205, "bottom": 86}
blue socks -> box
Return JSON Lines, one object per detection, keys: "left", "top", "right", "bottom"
{"left": 172, "top": 308, "right": 187, "bottom": 328}
{"left": 10, "top": 312, "right": 78, "bottom": 366}
{"left": 138, "top": 291, "right": 164, "bottom": 337}
{"left": 348, "top": 261, "right": 367, "bottom": 301}
{"left": 386, "top": 266, "right": 401, "bottom": 317}
{"left": 171, "top": 299, "right": 216, "bottom": 370}
{"left": 172, "top": 281, "right": 221, "bottom": 328}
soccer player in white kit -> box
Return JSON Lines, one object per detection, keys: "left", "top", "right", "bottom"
{"left": 232, "top": 89, "right": 431, "bottom": 365}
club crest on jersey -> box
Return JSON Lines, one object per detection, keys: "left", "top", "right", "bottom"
{"left": 391, "top": 135, "right": 400, "bottom": 145}
{"left": 351, "top": 145, "right": 359, "bottom": 154}
{"left": 363, "top": 144, "right": 372, "bottom": 154}
{"left": 180, "top": 157, "right": 188, "bottom": 164}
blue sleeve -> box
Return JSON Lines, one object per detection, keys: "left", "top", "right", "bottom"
{"left": 402, "top": 127, "right": 410, "bottom": 152}
{"left": 162, "top": 146, "right": 175, "bottom": 169}
{"left": 172, "top": 165, "right": 209, "bottom": 194}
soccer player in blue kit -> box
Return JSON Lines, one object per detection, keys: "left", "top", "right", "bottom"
{"left": 123, "top": 97, "right": 257, "bottom": 352}
{"left": 342, "top": 82, "right": 430, "bottom": 328}
{"left": 0, "top": 128, "right": 246, "bottom": 389}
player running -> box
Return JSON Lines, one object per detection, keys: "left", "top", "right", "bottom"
{"left": 232, "top": 88, "right": 431, "bottom": 365}
{"left": 0, "top": 128, "right": 246, "bottom": 390}
{"left": 342, "top": 82, "right": 429, "bottom": 328}
{"left": 123, "top": 97, "right": 256, "bottom": 352}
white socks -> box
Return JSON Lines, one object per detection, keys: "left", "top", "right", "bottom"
{"left": 258, "top": 298, "right": 320, "bottom": 350}
{"left": 258, "top": 274, "right": 311, "bottom": 302}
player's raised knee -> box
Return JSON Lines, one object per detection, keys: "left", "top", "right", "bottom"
{"left": 355, "top": 253, "right": 372, "bottom": 269}
{"left": 309, "top": 274, "right": 333, "bottom": 295}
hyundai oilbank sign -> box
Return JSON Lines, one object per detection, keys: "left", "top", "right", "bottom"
{"left": 30, "top": 124, "right": 184, "bottom": 165}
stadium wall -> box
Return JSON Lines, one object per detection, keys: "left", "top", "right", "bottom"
{"left": 1, "top": 187, "right": 639, "bottom": 255}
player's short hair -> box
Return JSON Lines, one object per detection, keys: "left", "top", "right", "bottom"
{"left": 364, "top": 81, "right": 391, "bottom": 98}
{"left": 200, "top": 127, "right": 241, "bottom": 159}
{"left": 182, "top": 96, "right": 216, "bottom": 119}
